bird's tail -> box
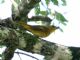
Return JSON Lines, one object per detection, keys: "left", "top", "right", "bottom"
{"left": 18, "top": 21, "right": 31, "bottom": 29}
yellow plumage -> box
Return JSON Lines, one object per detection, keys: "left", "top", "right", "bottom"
{"left": 18, "top": 21, "right": 59, "bottom": 37}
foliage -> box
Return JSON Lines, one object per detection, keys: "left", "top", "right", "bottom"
{"left": 12, "top": 0, "right": 67, "bottom": 25}
{"left": 34, "top": 0, "right": 67, "bottom": 25}
{"left": 61, "top": 0, "right": 67, "bottom": 6}
{"left": 55, "top": 11, "right": 68, "bottom": 25}
{"left": 51, "top": 0, "right": 58, "bottom": 5}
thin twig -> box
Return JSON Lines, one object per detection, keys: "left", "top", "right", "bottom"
{"left": 15, "top": 52, "right": 39, "bottom": 60}
{"left": 17, "top": 52, "right": 22, "bottom": 60}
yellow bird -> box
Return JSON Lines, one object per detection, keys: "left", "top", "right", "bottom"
{"left": 18, "top": 21, "right": 59, "bottom": 38}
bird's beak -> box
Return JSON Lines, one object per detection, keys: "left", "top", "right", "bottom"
{"left": 56, "top": 27, "right": 60, "bottom": 29}
{"left": 56, "top": 27, "right": 63, "bottom": 32}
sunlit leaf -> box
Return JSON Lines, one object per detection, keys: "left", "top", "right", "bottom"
{"left": 40, "top": 11, "right": 47, "bottom": 16}
{"left": 61, "top": 0, "right": 66, "bottom": 6}
{"left": 51, "top": 0, "right": 58, "bottom": 5}
{"left": 55, "top": 11, "right": 68, "bottom": 25}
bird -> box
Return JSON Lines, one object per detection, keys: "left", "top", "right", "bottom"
{"left": 18, "top": 21, "right": 60, "bottom": 38}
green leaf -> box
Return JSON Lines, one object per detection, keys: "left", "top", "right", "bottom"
{"left": 45, "top": 0, "right": 50, "bottom": 5}
{"left": 55, "top": 11, "right": 68, "bottom": 25}
{"left": 61, "top": 0, "right": 66, "bottom": 6}
{"left": 35, "top": 4, "right": 40, "bottom": 15}
{"left": 40, "top": 11, "right": 47, "bottom": 16}
{"left": 51, "top": 0, "right": 58, "bottom": 5}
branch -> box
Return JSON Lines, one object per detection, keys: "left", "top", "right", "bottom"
{"left": 2, "top": 46, "right": 16, "bottom": 60}
{"left": 28, "top": 16, "right": 52, "bottom": 25}
{"left": 20, "top": 39, "right": 72, "bottom": 60}
{"left": 69, "top": 47, "right": 80, "bottom": 60}
{"left": 12, "top": 0, "right": 41, "bottom": 21}
{"left": 18, "top": 0, "right": 41, "bottom": 16}
{"left": 0, "top": 25, "right": 72, "bottom": 60}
